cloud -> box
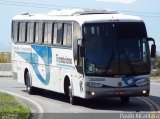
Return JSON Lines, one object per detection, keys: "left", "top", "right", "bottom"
{"left": 95, "top": 0, "right": 136, "bottom": 4}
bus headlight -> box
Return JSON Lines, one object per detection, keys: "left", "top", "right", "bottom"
{"left": 86, "top": 82, "right": 103, "bottom": 88}
{"left": 136, "top": 78, "right": 149, "bottom": 86}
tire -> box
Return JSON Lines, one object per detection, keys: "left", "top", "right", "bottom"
{"left": 121, "top": 97, "right": 130, "bottom": 103}
{"left": 69, "top": 85, "right": 76, "bottom": 105}
{"left": 26, "top": 72, "right": 34, "bottom": 94}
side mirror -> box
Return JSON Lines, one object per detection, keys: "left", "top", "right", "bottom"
{"left": 80, "top": 46, "right": 85, "bottom": 57}
{"left": 147, "top": 37, "right": 156, "bottom": 58}
{"left": 151, "top": 44, "right": 156, "bottom": 58}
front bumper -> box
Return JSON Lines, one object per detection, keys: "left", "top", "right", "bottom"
{"left": 84, "top": 86, "right": 150, "bottom": 99}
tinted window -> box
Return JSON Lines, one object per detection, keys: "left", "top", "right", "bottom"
{"left": 63, "top": 23, "right": 72, "bottom": 46}
{"left": 57, "top": 23, "right": 62, "bottom": 44}
{"left": 44, "top": 22, "right": 53, "bottom": 44}
{"left": 53, "top": 23, "right": 58, "bottom": 45}
{"left": 26, "top": 22, "right": 35, "bottom": 43}
{"left": 116, "top": 22, "right": 147, "bottom": 39}
{"left": 53, "top": 23, "right": 63, "bottom": 45}
{"left": 12, "top": 22, "right": 18, "bottom": 42}
{"left": 35, "top": 22, "right": 43, "bottom": 44}
{"left": 83, "top": 22, "right": 149, "bottom": 76}
{"left": 19, "top": 22, "right": 26, "bottom": 42}
{"left": 35, "top": 22, "right": 39, "bottom": 43}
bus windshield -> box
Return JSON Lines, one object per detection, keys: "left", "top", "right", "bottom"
{"left": 83, "top": 22, "right": 150, "bottom": 76}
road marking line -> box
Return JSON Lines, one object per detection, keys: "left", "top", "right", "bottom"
{"left": 137, "top": 97, "right": 160, "bottom": 112}
{"left": 0, "top": 90, "right": 44, "bottom": 119}
{"left": 142, "top": 97, "right": 160, "bottom": 112}
{"left": 137, "top": 97, "right": 155, "bottom": 111}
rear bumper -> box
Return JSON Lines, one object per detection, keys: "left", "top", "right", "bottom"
{"left": 83, "top": 86, "right": 149, "bottom": 99}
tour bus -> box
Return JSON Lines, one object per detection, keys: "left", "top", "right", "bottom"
{"left": 11, "top": 9, "right": 156, "bottom": 105}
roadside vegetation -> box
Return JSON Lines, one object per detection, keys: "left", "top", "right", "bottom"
{"left": 0, "top": 92, "right": 31, "bottom": 119}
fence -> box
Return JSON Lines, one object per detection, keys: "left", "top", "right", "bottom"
{"left": 0, "top": 52, "right": 11, "bottom": 63}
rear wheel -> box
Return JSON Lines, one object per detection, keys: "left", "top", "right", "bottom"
{"left": 25, "top": 72, "right": 35, "bottom": 94}
{"left": 64, "top": 78, "right": 77, "bottom": 105}
{"left": 121, "top": 97, "right": 130, "bottom": 103}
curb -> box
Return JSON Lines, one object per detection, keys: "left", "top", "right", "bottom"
{"left": 0, "top": 71, "right": 12, "bottom": 77}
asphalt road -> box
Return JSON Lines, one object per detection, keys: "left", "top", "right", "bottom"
{"left": 0, "top": 77, "right": 160, "bottom": 119}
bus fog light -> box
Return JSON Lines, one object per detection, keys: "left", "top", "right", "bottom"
{"left": 86, "top": 91, "right": 96, "bottom": 95}
{"left": 91, "top": 92, "right": 95, "bottom": 96}
{"left": 143, "top": 90, "right": 146, "bottom": 94}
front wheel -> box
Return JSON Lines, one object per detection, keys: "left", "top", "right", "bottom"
{"left": 69, "top": 85, "right": 76, "bottom": 105}
{"left": 26, "top": 72, "right": 35, "bottom": 94}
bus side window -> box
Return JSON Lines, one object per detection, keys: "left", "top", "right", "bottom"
{"left": 53, "top": 23, "right": 58, "bottom": 45}
{"left": 18, "top": 22, "right": 22, "bottom": 42}
{"left": 35, "top": 22, "right": 39, "bottom": 43}
{"left": 30, "top": 22, "right": 35, "bottom": 43}
{"left": 19, "top": 22, "right": 26, "bottom": 43}
{"left": 57, "top": 23, "right": 63, "bottom": 45}
{"left": 12, "top": 22, "right": 18, "bottom": 42}
{"left": 35, "top": 22, "right": 43, "bottom": 44}
{"left": 26, "top": 22, "right": 30, "bottom": 43}
{"left": 27, "top": 22, "right": 35, "bottom": 43}
{"left": 63, "top": 23, "right": 72, "bottom": 47}
{"left": 44, "top": 22, "right": 48, "bottom": 44}
{"left": 44, "top": 22, "right": 53, "bottom": 44}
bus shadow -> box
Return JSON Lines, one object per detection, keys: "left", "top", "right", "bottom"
{"left": 22, "top": 89, "right": 69, "bottom": 103}
{"left": 22, "top": 89, "right": 159, "bottom": 112}
{"left": 78, "top": 98, "right": 149, "bottom": 112}
{"left": 82, "top": 95, "right": 160, "bottom": 111}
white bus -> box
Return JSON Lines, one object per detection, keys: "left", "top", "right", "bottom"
{"left": 11, "top": 9, "right": 156, "bottom": 104}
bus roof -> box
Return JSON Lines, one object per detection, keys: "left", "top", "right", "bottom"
{"left": 12, "top": 9, "right": 142, "bottom": 25}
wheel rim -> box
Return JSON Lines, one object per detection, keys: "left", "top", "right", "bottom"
{"left": 69, "top": 86, "right": 73, "bottom": 104}
{"left": 27, "top": 85, "right": 30, "bottom": 91}
{"left": 26, "top": 72, "right": 31, "bottom": 92}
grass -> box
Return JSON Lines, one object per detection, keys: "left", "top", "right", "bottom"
{"left": 0, "top": 92, "right": 32, "bottom": 119}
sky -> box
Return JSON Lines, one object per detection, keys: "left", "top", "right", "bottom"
{"left": 0, "top": 0, "right": 160, "bottom": 52}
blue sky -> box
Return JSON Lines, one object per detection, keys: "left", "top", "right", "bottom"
{"left": 0, "top": 0, "right": 160, "bottom": 52}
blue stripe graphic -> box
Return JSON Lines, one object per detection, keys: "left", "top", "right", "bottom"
{"left": 122, "top": 76, "right": 145, "bottom": 86}
{"left": 16, "top": 45, "right": 52, "bottom": 85}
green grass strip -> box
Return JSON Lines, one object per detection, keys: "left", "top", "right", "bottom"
{"left": 0, "top": 92, "right": 32, "bottom": 119}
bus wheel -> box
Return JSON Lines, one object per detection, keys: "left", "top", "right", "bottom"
{"left": 69, "top": 85, "right": 76, "bottom": 105}
{"left": 26, "top": 72, "right": 34, "bottom": 94}
{"left": 121, "top": 97, "right": 130, "bottom": 103}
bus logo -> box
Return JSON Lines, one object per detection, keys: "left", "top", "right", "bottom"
{"left": 118, "top": 82, "right": 122, "bottom": 87}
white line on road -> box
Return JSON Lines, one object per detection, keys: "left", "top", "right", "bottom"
{"left": 137, "top": 97, "right": 155, "bottom": 111}
{"left": 0, "top": 90, "right": 44, "bottom": 119}
{"left": 137, "top": 97, "right": 160, "bottom": 112}
{"left": 151, "top": 82, "right": 160, "bottom": 86}
{"left": 143, "top": 97, "right": 160, "bottom": 112}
